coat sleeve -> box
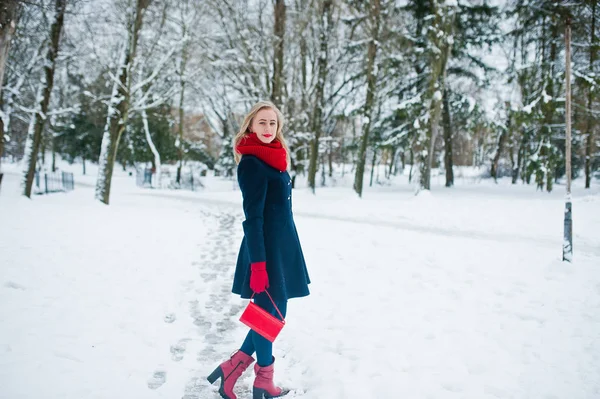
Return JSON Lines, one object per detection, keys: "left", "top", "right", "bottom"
{"left": 237, "top": 157, "right": 268, "bottom": 263}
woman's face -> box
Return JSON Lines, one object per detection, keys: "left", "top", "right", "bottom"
{"left": 250, "top": 108, "right": 278, "bottom": 144}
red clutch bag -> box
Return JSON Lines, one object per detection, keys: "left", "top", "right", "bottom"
{"left": 239, "top": 290, "right": 285, "bottom": 343}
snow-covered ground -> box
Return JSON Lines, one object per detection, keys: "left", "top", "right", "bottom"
{"left": 1, "top": 161, "right": 599, "bottom": 399}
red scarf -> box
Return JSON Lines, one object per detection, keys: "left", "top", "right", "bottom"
{"left": 236, "top": 132, "right": 287, "bottom": 172}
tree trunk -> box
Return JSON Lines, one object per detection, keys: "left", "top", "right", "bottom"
{"left": 563, "top": 16, "right": 573, "bottom": 262}
{"left": 307, "top": 0, "right": 333, "bottom": 193}
{"left": 408, "top": 147, "right": 414, "bottom": 183}
{"left": 376, "top": 152, "right": 381, "bottom": 182}
{"left": 176, "top": 76, "right": 185, "bottom": 184}
{"left": 341, "top": 134, "right": 346, "bottom": 177}
{"left": 0, "top": 0, "right": 19, "bottom": 174}
{"left": 328, "top": 138, "right": 333, "bottom": 177}
{"left": 491, "top": 109, "right": 509, "bottom": 183}
{"left": 400, "top": 151, "right": 405, "bottom": 174}
{"left": 271, "top": 0, "right": 286, "bottom": 108}
{"left": 388, "top": 148, "right": 396, "bottom": 178}
{"left": 520, "top": 129, "right": 531, "bottom": 184}
{"left": 41, "top": 134, "right": 47, "bottom": 166}
{"left": 516, "top": 33, "right": 529, "bottom": 185}
{"left": 369, "top": 148, "right": 377, "bottom": 187}
{"left": 294, "top": 0, "right": 309, "bottom": 179}
{"left": 442, "top": 86, "right": 454, "bottom": 187}
{"left": 586, "top": 0, "right": 597, "bottom": 189}
{"left": 0, "top": 0, "right": 19, "bottom": 101}
{"left": 82, "top": 156, "right": 86, "bottom": 175}
{"left": 491, "top": 128, "right": 507, "bottom": 183}
{"left": 95, "top": 0, "right": 149, "bottom": 204}
{"left": 565, "top": 18, "right": 572, "bottom": 195}
{"left": 585, "top": 85, "right": 595, "bottom": 189}
{"left": 354, "top": 0, "right": 381, "bottom": 197}
{"left": 320, "top": 152, "right": 326, "bottom": 186}
{"left": 351, "top": 118, "right": 358, "bottom": 173}
{"left": 176, "top": 24, "right": 188, "bottom": 185}
{"left": 52, "top": 136, "right": 56, "bottom": 172}
{"left": 22, "top": 0, "right": 66, "bottom": 198}
{"left": 510, "top": 135, "right": 520, "bottom": 184}
{"left": 420, "top": 0, "right": 452, "bottom": 191}
{"left": 142, "top": 108, "right": 161, "bottom": 188}
{"left": 0, "top": 96, "right": 4, "bottom": 170}
{"left": 421, "top": 99, "right": 442, "bottom": 190}
{"left": 537, "top": 15, "right": 559, "bottom": 192}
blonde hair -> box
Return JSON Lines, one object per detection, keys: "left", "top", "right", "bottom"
{"left": 233, "top": 101, "right": 291, "bottom": 170}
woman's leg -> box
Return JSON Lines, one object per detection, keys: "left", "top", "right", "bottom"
{"left": 239, "top": 294, "right": 287, "bottom": 366}
{"left": 239, "top": 330, "right": 255, "bottom": 356}
{"left": 251, "top": 297, "right": 289, "bottom": 397}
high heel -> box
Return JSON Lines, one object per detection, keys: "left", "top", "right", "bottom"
{"left": 206, "top": 366, "right": 222, "bottom": 384}
{"left": 206, "top": 351, "right": 255, "bottom": 399}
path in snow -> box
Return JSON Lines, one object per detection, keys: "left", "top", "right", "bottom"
{"left": 133, "top": 190, "right": 598, "bottom": 255}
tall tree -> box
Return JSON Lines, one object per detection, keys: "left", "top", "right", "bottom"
{"left": 175, "top": 1, "right": 190, "bottom": 185}
{"left": 271, "top": 0, "right": 286, "bottom": 108}
{"left": 354, "top": 0, "right": 382, "bottom": 197}
{"left": 442, "top": 87, "right": 454, "bottom": 186}
{"left": 95, "top": 0, "right": 150, "bottom": 204}
{"left": 537, "top": 11, "right": 561, "bottom": 192}
{"left": 585, "top": 0, "right": 597, "bottom": 188}
{"left": 0, "top": 0, "right": 20, "bottom": 177}
{"left": 307, "top": 0, "right": 333, "bottom": 193}
{"left": 21, "top": 0, "right": 66, "bottom": 198}
{"left": 563, "top": 14, "right": 572, "bottom": 261}
{"left": 508, "top": 0, "right": 576, "bottom": 192}
{"left": 0, "top": 1, "right": 20, "bottom": 100}
{"left": 491, "top": 103, "right": 511, "bottom": 183}
{"left": 419, "top": 0, "right": 453, "bottom": 191}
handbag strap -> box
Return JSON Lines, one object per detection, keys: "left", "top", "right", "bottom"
{"left": 250, "top": 290, "right": 285, "bottom": 322}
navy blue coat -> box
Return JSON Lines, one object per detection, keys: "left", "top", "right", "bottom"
{"left": 232, "top": 155, "right": 311, "bottom": 301}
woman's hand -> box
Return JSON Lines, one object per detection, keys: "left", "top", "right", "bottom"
{"left": 250, "top": 262, "right": 269, "bottom": 293}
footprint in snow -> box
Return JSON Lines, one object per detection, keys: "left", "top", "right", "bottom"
{"left": 200, "top": 272, "right": 216, "bottom": 282}
{"left": 164, "top": 313, "right": 176, "bottom": 323}
{"left": 170, "top": 338, "right": 190, "bottom": 361}
{"left": 147, "top": 370, "right": 166, "bottom": 390}
{"left": 193, "top": 318, "right": 212, "bottom": 330}
{"left": 4, "top": 281, "right": 26, "bottom": 290}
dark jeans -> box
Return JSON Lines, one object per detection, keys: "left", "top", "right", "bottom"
{"left": 239, "top": 293, "right": 287, "bottom": 367}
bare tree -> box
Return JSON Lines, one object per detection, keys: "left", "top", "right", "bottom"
{"left": 174, "top": 0, "right": 192, "bottom": 185}
{"left": 419, "top": 0, "right": 453, "bottom": 191}
{"left": 0, "top": 1, "right": 20, "bottom": 100}
{"left": 95, "top": 0, "right": 150, "bottom": 204}
{"left": 307, "top": 0, "right": 333, "bottom": 193}
{"left": 354, "top": 0, "right": 381, "bottom": 198}
{"left": 442, "top": 87, "right": 454, "bottom": 186}
{"left": 271, "top": 0, "right": 286, "bottom": 108}
{"left": 0, "top": 0, "right": 21, "bottom": 175}
{"left": 585, "top": 0, "right": 597, "bottom": 189}
{"left": 563, "top": 16, "right": 572, "bottom": 261}
{"left": 22, "top": 0, "right": 66, "bottom": 198}
{"left": 491, "top": 104, "right": 510, "bottom": 184}
{"left": 131, "top": 44, "right": 180, "bottom": 189}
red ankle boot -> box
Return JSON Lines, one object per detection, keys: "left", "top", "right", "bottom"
{"left": 252, "top": 357, "right": 290, "bottom": 399}
{"left": 207, "top": 351, "right": 255, "bottom": 399}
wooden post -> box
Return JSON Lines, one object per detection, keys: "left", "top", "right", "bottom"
{"left": 563, "top": 17, "right": 573, "bottom": 262}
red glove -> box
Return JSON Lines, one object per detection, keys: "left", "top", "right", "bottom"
{"left": 249, "top": 262, "right": 269, "bottom": 293}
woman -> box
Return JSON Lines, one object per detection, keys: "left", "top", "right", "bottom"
{"left": 207, "top": 101, "right": 311, "bottom": 399}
